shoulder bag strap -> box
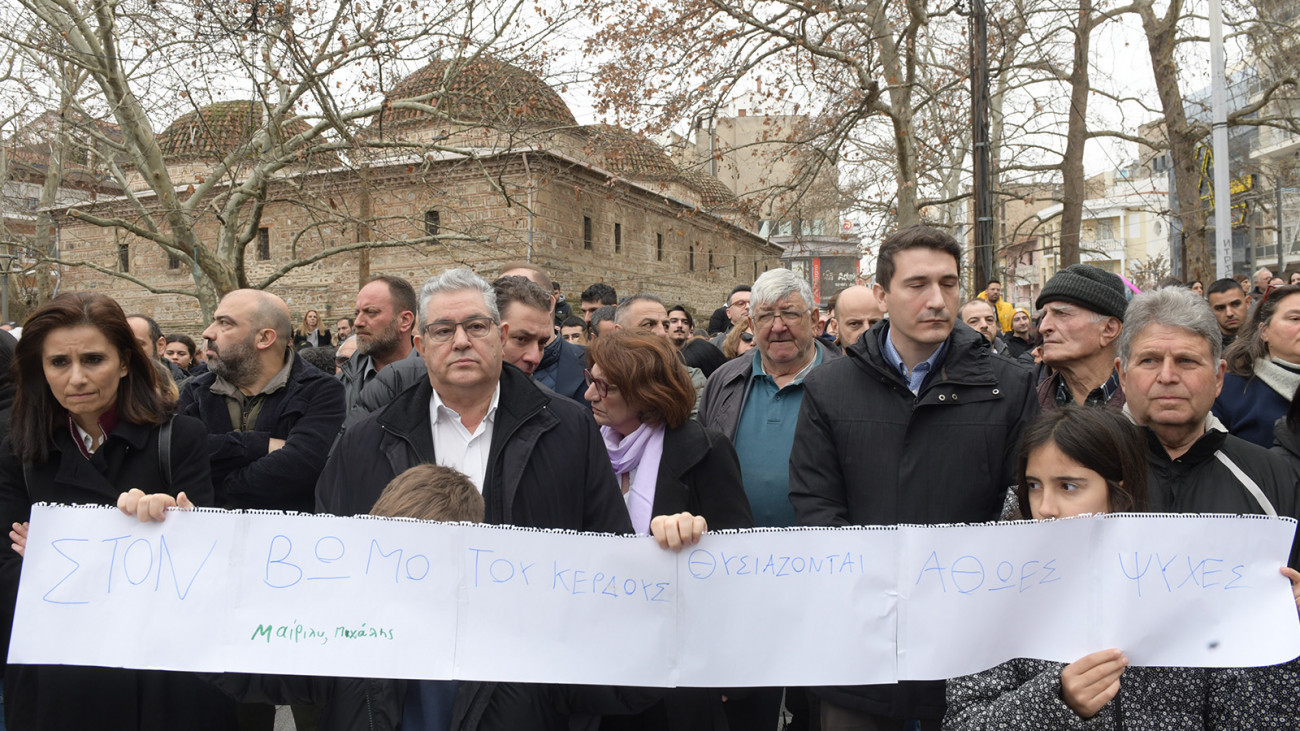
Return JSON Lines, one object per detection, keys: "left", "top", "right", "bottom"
{"left": 1214, "top": 450, "right": 1278, "bottom": 517}
{"left": 158, "top": 417, "right": 174, "bottom": 490}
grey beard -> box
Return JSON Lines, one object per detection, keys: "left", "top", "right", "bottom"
{"left": 208, "top": 353, "right": 261, "bottom": 389}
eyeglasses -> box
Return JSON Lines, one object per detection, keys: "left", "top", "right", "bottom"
{"left": 421, "top": 316, "right": 498, "bottom": 343}
{"left": 583, "top": 369, "right": 616, "bottom": 399}
{"left": 728, "top": 299, "right": 750, "bottom": 309}
{"left": 335, "top": 355, "right": 350, "bottom": 367}
{"left": 740, "top": 332, "right": 754, "bottom": 343}
{"left": 753, "top": 309, "right": 809, "bottom": 328}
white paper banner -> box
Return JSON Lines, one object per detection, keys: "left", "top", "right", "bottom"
{"left": 9, "top": 506, "right": 1300, "bottom": 686}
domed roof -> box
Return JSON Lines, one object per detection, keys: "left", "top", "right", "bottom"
{"left": 156, "top": 100, "right": 316, "bottom": 160}
{"left": 579, "top": 124, "right": 681, "bottom": 180}
{"left": 380, "top": 57, "right": 577, "bottom": 131}
{"left": 680, "top": 169, "right": 740, "bottom": 208}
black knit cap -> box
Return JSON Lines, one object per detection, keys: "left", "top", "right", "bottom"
{"left": 1035, "top": 264, "right": 1129, "bottom": 322}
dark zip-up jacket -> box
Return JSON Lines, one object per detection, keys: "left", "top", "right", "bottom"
{"left": 788, "top": 320, "right": 1039, "bottom": 720}
{"left": 1144, "top": 425, "right": 1300, "bottom": 569}
{"left": 316, "top": 363, "right": 629, "bottom": 531}
{"left": 181, "top": 351, "right": 346, "bottom": 512}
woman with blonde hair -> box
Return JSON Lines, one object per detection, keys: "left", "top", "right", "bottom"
{"left": 292, "top": 308, "right": 332, "bottom": 349}
{"left": 720, "top": 318, "right": 755, "bottom": 360}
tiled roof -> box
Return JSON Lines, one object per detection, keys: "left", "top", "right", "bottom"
{"left": 379, "top": 57, "right": 577, "bottom": 130}
{"left": 680, "top": 169, "right": 739, "bottom": 208}
{"left": 579, "top": 124, "right": 681, "bottom": 180}
{"left": 2, "top": 112, "right": 125, "bottom": 193}
{"left": 156, "top": 101, "right": 316, "bottom": 161}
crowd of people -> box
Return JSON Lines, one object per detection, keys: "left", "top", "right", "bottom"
{"left": 0, "top": 225, "right": 1297, "bottom": 731}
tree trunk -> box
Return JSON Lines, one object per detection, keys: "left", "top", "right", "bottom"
{"left": 1138, "top": 0, "right": 1209, "bottom": 280}
{"left": 1058, "top": 0, "right": 1093, "bottom": 269}
{"left": 34, "top": 76, "right": 75, "bottom": 304}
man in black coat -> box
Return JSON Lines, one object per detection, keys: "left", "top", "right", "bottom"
{"left": 182, "top": 289, "right": 347, "bottom": 730}
{"left": 1117, "top": 286, "right": 1300, "bottom": 567}
{"left": 789, "top": 225, "right": 1039, "bottom": 730}
{"left": 182, "top": 289, "right": 347, "bottom": 514}
{"left": 1117, "top": 283, "right": 1300, "bottom": 728}
{"left": 499, "top": 262, "right": 588, "bottom": 404}
{"left": 316, "top": 268, "right": 632, "bottom": 730}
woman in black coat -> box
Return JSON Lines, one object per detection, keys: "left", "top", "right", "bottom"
{"left": 584, "top": 330, "right": 752, "bottom": 731}
{"left": 292, "top": 308, "right": 333, "bottom": 349}
{"left": 584, "top": 330, "right": 752, "bottom": 536}
{"left": 0, "top": 292, "right": 236, "bottom": 731}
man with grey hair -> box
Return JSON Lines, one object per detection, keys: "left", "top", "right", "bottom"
{"left": 1116, "top": 286, "right": 1299, "bottom": 560}
{"left": 1253, "top": 266, "right": 1274, "bottom": 299}
{"left": 181, "top": 288, "right": 346, "bottom": 515}
{"left": 317, "top": 266, "right": 627, "bottom": 520}
{"left": 614, "top": 293, "right": 670, "bottom": 336}
{"left": 345, "top": 274, "right": 584, "bottom": 422}
{"left": 698, "top": 266, "right": 840, "bottom": 728}
{"left": 316, "top": 267, "right": 632, "bottom": 727}
{"left": 588, "top": 304, "right": 618, "bottom": 340}
{"left": 1035, "top": 264, "right": 1129, "bottom": 411}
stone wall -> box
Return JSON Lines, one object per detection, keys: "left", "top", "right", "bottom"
{"left": 56, "top": 152, "right": 778, "bottom": 337}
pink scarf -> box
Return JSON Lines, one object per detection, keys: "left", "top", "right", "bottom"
{"left": 601, "top": 422, "right": 665, "bottom": 534}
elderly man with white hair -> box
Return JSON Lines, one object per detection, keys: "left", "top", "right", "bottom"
{"left": 697, "top": 266, "right": 843, "bottom": 731}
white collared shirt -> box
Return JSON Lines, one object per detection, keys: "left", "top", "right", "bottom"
{"left": 72, "top": 422, "right": 102, "bottom": 455}
{"left": 428, "top": 384, "right": 501, "bottom": 492}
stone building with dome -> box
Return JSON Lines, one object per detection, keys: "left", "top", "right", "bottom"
{"left": 50, "top": 56, "right": 781, "bottom": 334}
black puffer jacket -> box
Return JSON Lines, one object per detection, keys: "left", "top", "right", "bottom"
{"left": 789, "top": 320, "right": 1039, "bottom": 720}
{"left": 944, "top": 658, "right": 1242, "bottom": 730}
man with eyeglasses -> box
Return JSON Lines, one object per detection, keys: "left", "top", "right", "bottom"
{"left": 343, "top": 275, "right": 589, "bottom": 422}
{"left": 317, "top": 268, "right": 632, "bottom": 727}
{"left": 697, "top": 267, "right": 842, "bottom": 731}
{"left": 709, "top": 285, "right": 752, "bottom": 348}
{"left": 789, "top": 225, "right": 1038, "bottom": 731}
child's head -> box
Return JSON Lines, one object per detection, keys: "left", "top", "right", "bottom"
{"left": 1016, "top": 405, "right": 1149, "bottom": 520}
{"left": 370, "top": 464, "right": 485, "bottom": 523}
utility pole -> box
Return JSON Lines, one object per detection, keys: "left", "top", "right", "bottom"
{"left": 970, "top": 0, "right": 994, "bottom": 288}
{"left": 1209, "top": 0, "right": 1233, "bottom": 278}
